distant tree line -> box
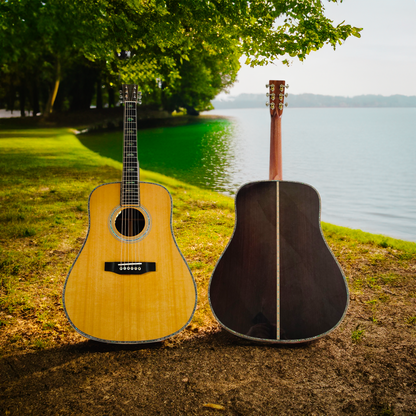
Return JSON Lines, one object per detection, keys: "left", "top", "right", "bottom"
{"left": 0, "top": 0, "right": 361, "bottom": 118}
{"left": 213, "top": 93, "right": 416, "bottom": 109}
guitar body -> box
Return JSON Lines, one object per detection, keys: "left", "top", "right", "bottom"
{"left": 209, "top": 180, "right": 348, "bottom": 343}
{"left": 63, "top": 182, "right": 197, "bottom": 343}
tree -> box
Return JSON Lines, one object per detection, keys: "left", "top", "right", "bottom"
{"left": 161, "top": 46, "right": 240, "bottom": 114}
{"left": 0, "top": 0, "right": 361, "bottom": 116}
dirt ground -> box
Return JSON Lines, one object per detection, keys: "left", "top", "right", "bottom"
{"left": 1, "top": 283, "right": 415, "bottom": 416}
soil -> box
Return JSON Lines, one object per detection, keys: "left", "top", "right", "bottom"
{"left": 1, "top": 247, "right": 416, "bottom": 416}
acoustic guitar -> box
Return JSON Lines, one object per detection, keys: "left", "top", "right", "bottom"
{"left": 209, "top": 80, "right": 349, "bottom": 343}
{"left": 63, "top": 84, "right": 197, "bottom": 343}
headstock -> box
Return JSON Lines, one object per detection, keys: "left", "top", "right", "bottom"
{"left": 266, "top": 80, "right": 288, "bottom": 117}
{"left": 119, "top": 84, "right": 142, "bottom": 104}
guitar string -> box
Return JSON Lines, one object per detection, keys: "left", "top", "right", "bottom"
{"left": 126, "top": 93, "right": 129, "bottom": 267}
{"left": 121, "top": 88, "right": 124, "bottom": 268}
{"left": 130, "top": 89, "right": 138, "bottom": 268}
{"left": 128, "top": 93, "right": 133, "bottom": 267}
{"left": 135, "top": 89, "right": 139, "bottom": 269}
{"left": 128, "top": 94, "right": 131, "bottom": 266}
{"left": 135, "top": 90, "right": 139, "bottom": 269}
{"left": 122, "top": 89, "right": 126, "bottom": 268}
{"left": 132, "top": 92, "right": 136, "bottom": 267}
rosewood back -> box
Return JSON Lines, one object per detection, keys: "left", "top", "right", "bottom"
{"left": 209, "top": 80, "right": 349, "bottom": 343}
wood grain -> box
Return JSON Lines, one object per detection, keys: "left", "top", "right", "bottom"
{"left": 279, "top": 181, "right": 348, "bottom": 341}
{"left": 209, "top": 180, "right": 348, "bottom": 343}
{"left": 63, "top": 182, "right": 197, "bottom": 343}
{"left": 269, "top": 115, "right": 282, "bottom": 181}
{"left": 209, "top": 182, "right": 278, "bottom": 340}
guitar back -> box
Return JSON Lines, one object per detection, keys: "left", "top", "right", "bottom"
{"left": 209, "top": 180, "right": 348, "bottom": 342}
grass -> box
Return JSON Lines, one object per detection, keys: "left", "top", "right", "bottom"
{"left": 351, "top": 325, "right": 365, "bottom": 343}
{"left": 1, "top": 124, "right": 415, "bottom": 355}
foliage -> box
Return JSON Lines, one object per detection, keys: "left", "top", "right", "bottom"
{"left": 351, "top": 325, "right": 365, "bottom": 343}
{"left": 0, "top": 0, "right": 361, "bottom": 115}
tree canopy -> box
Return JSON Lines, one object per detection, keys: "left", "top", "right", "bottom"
{"left": 0, "top": 0, "right": 361, "bottom": 116}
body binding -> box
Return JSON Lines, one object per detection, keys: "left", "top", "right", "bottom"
{"left": 63, "top": 182, "right": 197, "bottom": 344}
{"left": 209, "top": 180, "right": 348, "bottom": 343}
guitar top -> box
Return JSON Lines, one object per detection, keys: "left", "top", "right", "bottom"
{"left": 209, "top": 80, "right": 349, "bottom": 343}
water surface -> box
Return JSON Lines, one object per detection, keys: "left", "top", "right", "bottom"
{"left": 80, "top": 108, "right": 416, "bottom": 242}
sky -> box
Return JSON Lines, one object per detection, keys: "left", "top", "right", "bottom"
{"left": 218, "top": 0, "right": 416, "bottom": 98}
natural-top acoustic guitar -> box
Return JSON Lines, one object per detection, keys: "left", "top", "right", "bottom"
{"left": 209, "top": 80, "right": 349, "bottom": 343}
{"left": 63, "top": 84, "right": 197, "bottom": 344}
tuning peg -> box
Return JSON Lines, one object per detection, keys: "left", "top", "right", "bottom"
{"left": 265, "top": 102, "right": 269, "bottom": 106}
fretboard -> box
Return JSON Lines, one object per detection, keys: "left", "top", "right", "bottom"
{"left": 121, "top": 101, "right": 140, "bottom": 206}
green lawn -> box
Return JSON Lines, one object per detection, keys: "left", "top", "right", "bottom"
{"left": 1, "top": 125, "right": 415, "bottom": 354}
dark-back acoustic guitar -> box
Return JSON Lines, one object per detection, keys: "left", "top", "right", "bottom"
{"left": 209, "top": 80, "right": 349, "bottom": 343}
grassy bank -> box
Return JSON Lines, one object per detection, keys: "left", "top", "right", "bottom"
{"left": 0, "top": 126, "right": 415, "bottom": 355}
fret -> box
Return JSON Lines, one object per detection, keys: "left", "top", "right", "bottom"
{"left": 121, "top": 90, "right": 140, "bottom": 207}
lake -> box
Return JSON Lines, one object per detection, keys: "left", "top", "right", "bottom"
{"left": 80, "top": 107, "right": 416, "bottom": 242}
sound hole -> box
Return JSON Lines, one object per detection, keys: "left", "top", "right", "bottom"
{"left": 115, "top": 208, "right": 145, "bottom": 237}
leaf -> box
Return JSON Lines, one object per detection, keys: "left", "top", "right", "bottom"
{"left": 203, "top": 403, "right": 225, "bottom": 410}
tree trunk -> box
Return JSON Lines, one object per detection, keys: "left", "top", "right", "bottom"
{"left": 108, "top": 87, "right": 115, "bottom": 108}
{"left": 19, "top": 83, "right": 26, "bottom": 117}
{"left": 96, "top": 76, "right": 103, "bottom": 109}
{"left": 31, "top": 76, "right": 40, "bottom": 117}
{"left": 43, "top": 58, "right": 61, "bottom": 117}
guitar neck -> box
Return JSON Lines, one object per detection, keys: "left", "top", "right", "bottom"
{"left": 121, "top": 97, "right": 140, "bottom": 206}
{"left": 269, "top": 114, "right": 282, "bottom": 181}
{"left": 267, "top": 80, "right": 288, "bottom": 181}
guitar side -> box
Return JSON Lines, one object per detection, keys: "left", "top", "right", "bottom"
{"left": 209, "top": 180, "right": 349, "bottom": 343}
{"left": 63, "top": 182, "right": 197, "bottom": 343}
